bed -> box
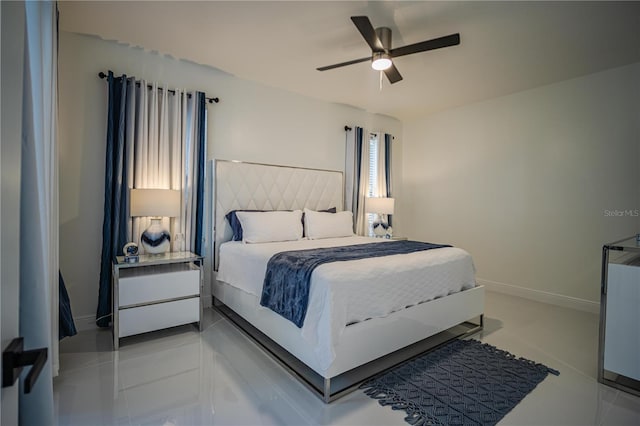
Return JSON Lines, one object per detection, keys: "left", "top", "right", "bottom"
{"left": 211, "top": 160, "right": 484, "bottom": 402}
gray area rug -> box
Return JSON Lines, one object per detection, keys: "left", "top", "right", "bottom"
{"left": 360, "top": 339, "right": 559, "bottom": 425}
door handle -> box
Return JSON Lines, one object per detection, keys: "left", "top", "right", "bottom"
{"left": 2, "top": 337, "right": 48, "bottom": 394}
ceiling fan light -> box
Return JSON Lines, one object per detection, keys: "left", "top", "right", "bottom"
{"left": 371, "top": 52, "right": 392, "bottom": 71}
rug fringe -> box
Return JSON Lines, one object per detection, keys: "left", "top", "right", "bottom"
{"left": 360, "top": 383, "right": 436, "bottom": 425}
{"left": 405, "top": 412, "right": 429, "bottom": 425}
{"left": 516, "top": 357, "right": 560, "bottom": 376}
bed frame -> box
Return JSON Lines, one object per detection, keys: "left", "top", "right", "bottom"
{"left": 210, "top": 159, "right": 484, "bottom": 402}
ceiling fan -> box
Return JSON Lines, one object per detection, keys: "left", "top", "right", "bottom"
{"left": 317, "top": 16, "right": 460, "bottom": 84}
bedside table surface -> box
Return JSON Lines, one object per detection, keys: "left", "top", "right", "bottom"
{"left": 115, "top": 251, "right": 202, "bottom": 269}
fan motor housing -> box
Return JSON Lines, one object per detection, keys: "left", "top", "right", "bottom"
{"left": 375, "top": 27, "right": 392, "bottom": 51}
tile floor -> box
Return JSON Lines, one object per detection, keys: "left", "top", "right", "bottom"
{"left": 54, "top": 292, "right": 640, "bottom": 425}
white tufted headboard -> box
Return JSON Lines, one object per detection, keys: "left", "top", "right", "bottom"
{"left": 213, "top": 160, "right": 344, "bottom": 269}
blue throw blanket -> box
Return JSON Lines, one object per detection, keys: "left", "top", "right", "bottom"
{"left": 260, "top": 240, "right": 451, "bottom": 327}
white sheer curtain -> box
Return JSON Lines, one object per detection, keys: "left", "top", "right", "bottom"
{"left": 375, "top": 132, "right": 388, "bottom": 199}
{"left": 126, "top": 81, "right": 202, "bottom": 253}
{"left": 131, "top": 81, "right": 173, "bottom": 253}
{"left": 19, "top": 0, "right": 57, "bottom": 422}
{"left": 355, "top": 138, "right": 370, "bottom": 236}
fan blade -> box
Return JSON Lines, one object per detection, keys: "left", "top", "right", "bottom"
{"left": 351, "top": 16, "right": 384, "bottom": 51}
{"left": 384, "top": 63, "right": 403, "bottom": 84}
{"left": 390, "top": 33, "right": 460, "bottom": 58}
{"left": 317, "top": 56, "right": 371, "bottom": 71}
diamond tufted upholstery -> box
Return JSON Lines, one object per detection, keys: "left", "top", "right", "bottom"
{"left": 214, "top": 160, "right": 344, "bottom": 268}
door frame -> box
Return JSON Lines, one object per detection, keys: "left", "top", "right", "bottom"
{"left": 1, "top": 1, "right": 26, "bottom": 424}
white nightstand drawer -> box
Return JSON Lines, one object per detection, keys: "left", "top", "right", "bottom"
{"left": 119, "top": 297, "right": 199, "bottom": 338}
{"left": 113, "top": 252, "right": 203, "bottom": 349}
{"left": 119, "top": 269, "right": 199, "bottom": 307}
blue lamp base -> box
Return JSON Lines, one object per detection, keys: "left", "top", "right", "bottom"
{"left": 140, "top": 218, "right": 171, "bottom": 254}
{"left": 372, "top": 214, "right": 393, "bottom": 239}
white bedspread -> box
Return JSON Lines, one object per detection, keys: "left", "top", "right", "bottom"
{"left": 217, "top": 236, "right": 476, "bottom": 369}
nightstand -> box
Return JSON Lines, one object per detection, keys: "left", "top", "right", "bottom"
{"left": 112, "top": 251, "right": 203, "bottom": 350}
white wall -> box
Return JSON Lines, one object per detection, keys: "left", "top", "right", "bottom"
{"left": 402, "top": 63, "right": 640, "bottom": 306}
{"left": 58, "top": 32, "right": 402, "bottom": 327}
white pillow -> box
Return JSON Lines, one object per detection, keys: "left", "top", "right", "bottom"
{"left": 304, "top": 208, "right": 354, "bottom": 240}
{"left": 236, "top": 210, "right": 303, "bottom": 243}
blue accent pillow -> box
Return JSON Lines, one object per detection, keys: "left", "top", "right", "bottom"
{"left": 225, "top": 207, "right": 337, "bottom": 241}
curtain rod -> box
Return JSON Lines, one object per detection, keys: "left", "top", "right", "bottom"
{"left": 344, "top": 126, "right": 395, "bottom": 139}
{"left": 98, "top": 71, "right": 219, "bottom": 104}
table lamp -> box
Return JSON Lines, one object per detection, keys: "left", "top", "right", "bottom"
{"left": 365, "top": 197, "right": 394, "bottom": 238}
{"left": 130, "top": 188, "right": 181, "bottom": 254}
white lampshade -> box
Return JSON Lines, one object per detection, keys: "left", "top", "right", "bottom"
{"left": 365, "top": 197, "right": 395, "bottom": 215}
{"left": 130, "top": 189, "right": 180, "bottom": 218}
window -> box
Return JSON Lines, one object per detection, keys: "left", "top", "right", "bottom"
{"left": 367, "top": 133, "right": 379, "bottom": 198}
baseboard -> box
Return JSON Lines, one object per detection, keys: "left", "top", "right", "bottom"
{"left": 477, "top": 278, "right": 600, "bottom": 314}
{"left": 202, "top": 295, "right": 212, "bottom": 308}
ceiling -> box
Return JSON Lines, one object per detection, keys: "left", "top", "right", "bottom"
{"left": 59, "top": 1, "right": 640, "bottom": 121}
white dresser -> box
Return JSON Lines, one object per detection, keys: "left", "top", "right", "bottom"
{"left": 112, "top": 251, "right": 203, "bottom": 349}
{"left": 599, "top": 236, "right": 640, "bottom": 396}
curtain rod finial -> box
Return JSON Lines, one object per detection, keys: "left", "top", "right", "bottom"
{"left": 344, "top": 126, "right": 352, "bottom": 132}
{"left": 98, "top": 71, "right": 107, "bottom": 79}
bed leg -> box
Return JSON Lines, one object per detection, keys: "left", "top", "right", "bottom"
{"left": 323, "top": 378, "right": 331, "bottom": 403}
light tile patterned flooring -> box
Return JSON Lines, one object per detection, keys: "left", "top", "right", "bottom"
{"left": 55, "top": 292, "right": 640, "bottom": 425}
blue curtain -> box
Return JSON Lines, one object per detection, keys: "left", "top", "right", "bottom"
{"left": 384, "top": 133, "right": 393, "bottom": 227}
{"left": 59, "top": 272, "right": 77, "bottom": 339}
{"left": 97, "top": 72, "right": 130, "bottom": 328}
{"left": 194, "top": 92, "right": 206, "bottom": 256}
{"left": 351, "top": 127, "right": 364, "bottom": 232}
